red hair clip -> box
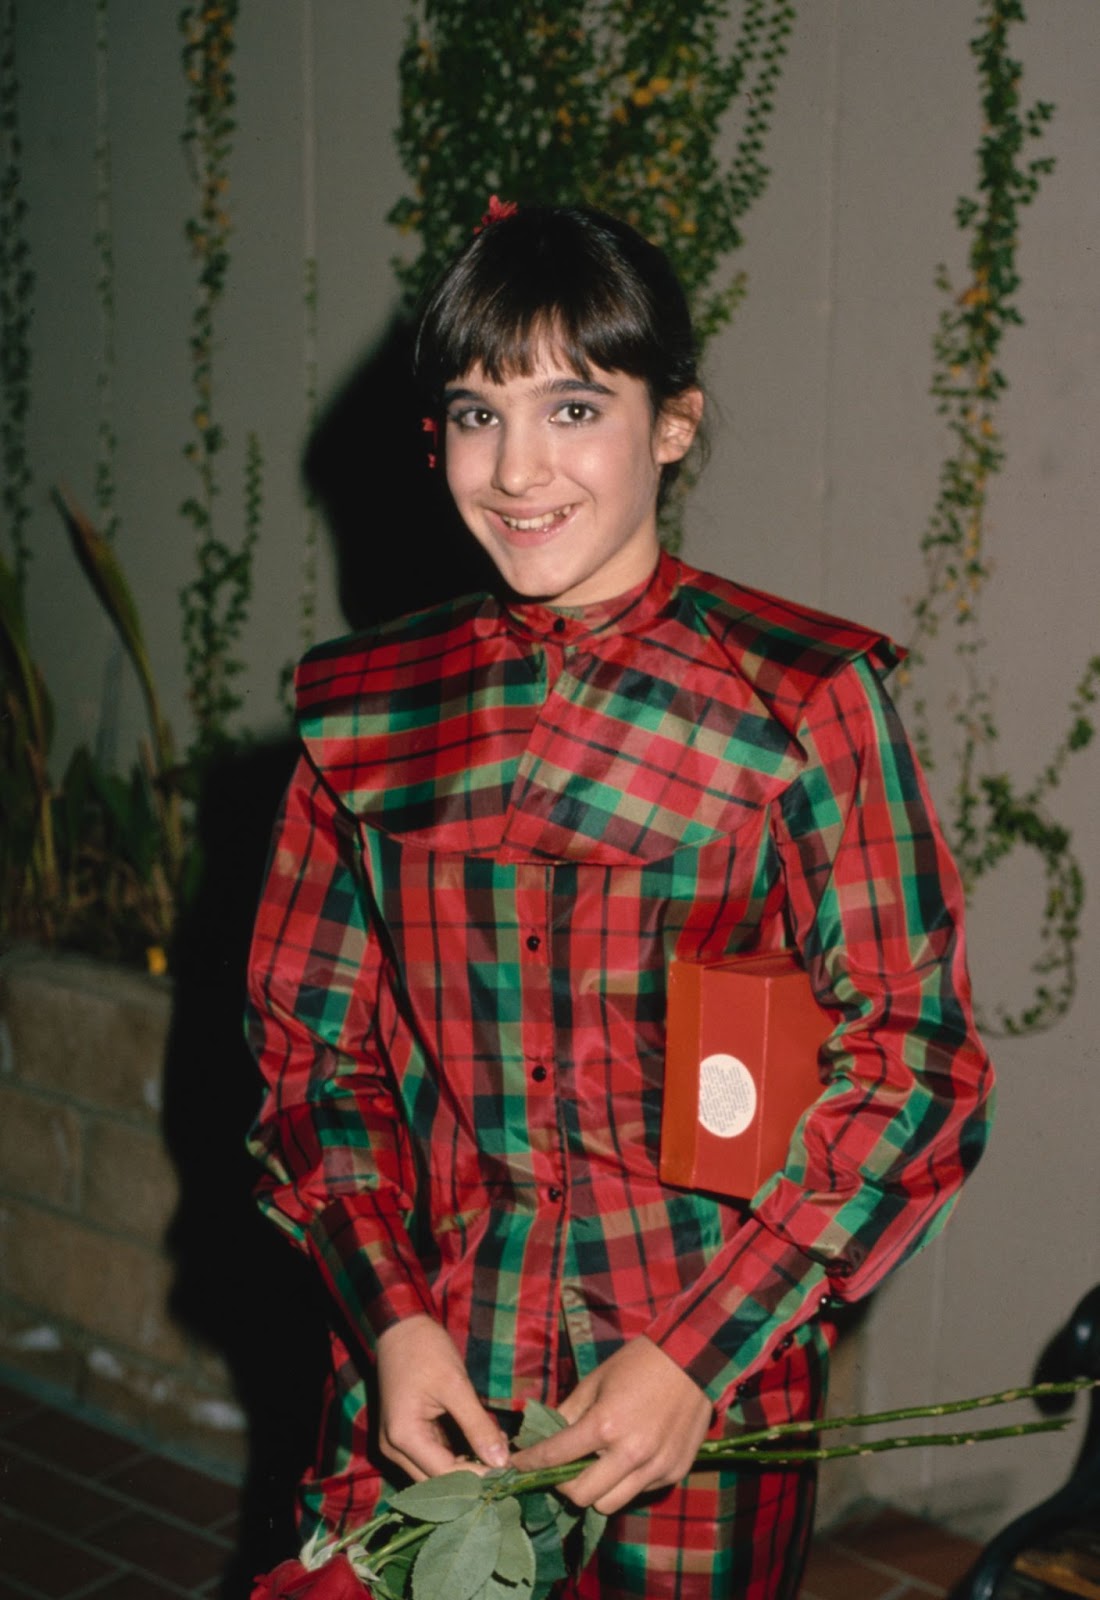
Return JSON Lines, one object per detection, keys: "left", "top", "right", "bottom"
{"left": 473, "top": 195, "right": 518, "bottom": 234}
{"left": 421, "top": 416, "right": 438, "bottom": 470}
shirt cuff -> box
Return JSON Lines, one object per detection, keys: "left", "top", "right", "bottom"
{"left": 307, "top": 1192, "right": 439, "bottom": 1353}
{"left": 644, "top": 1214, "right": 831, "bottom": 1410}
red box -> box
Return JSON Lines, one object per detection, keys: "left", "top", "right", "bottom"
{"left": 659, "top": 951, "right": 832, "bottom": 1199}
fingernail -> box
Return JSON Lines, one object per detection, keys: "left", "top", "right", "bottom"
{"left": 484, "top": 1442, "right": 509, "bottom": 1468}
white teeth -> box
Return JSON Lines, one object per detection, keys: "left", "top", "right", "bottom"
{"left": 499, "top": 507, "right": 571, "bottom": 531}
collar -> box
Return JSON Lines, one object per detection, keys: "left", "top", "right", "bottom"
{"left": 475, "top": 549, "right": 682, "bottom": 647}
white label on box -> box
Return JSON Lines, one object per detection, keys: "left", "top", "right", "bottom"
{"left": 698, "top": 1053, "right": 756, "bottom": 1138}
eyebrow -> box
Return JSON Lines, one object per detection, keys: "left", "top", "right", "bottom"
{"left": 443, "top": 375, "right": 616, "bottom": 406}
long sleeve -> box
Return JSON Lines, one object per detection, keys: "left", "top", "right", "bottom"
{"left": 645, "top": 655, "right": 994, "bottom": 1405}
{"left": 246, "top": 755, "right": 437, "bottom": 1353}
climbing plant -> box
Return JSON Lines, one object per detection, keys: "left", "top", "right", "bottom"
{"left": 178, "top": 0, "right": 260, "bottom": 762}
{"left": 93, "top": 0, "right": 119, "bottom": 552}
{"left": 390, "top": 0, "right": 795, "bottom": 347}
{"left": 0, "top": 0, "right": 33, "bottom": 589}
{"left": 903, "top": 0, "right": 1099, "bottom": 1035}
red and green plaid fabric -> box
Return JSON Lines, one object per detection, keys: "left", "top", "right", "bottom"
{"left": 246, "top": 551, "right": 992, "bottom": 1539}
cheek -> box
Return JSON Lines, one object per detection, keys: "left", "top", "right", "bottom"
{"left": 444, "top": 437, "right": 480, "bottom": 502}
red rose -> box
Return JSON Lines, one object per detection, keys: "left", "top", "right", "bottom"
{"left": 251, "top": 1554, "right": 369, "bottom": 1599}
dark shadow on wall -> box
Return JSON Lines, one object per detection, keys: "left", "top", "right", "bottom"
{"left": 303, "top": 315, "right": 498, "bottom": 629}
{"left": 162, "top": 741, "right": 329, "bottom": 1596}
{"left": 161, "top": 316, "right": 497, "bottom": 1594}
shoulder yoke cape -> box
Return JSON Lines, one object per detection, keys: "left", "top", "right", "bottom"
{"left": 247, "top": 552, "right": 992, "bottom": 1523}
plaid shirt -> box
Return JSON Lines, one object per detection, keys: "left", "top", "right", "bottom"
{"left": 247, "top": 551, "right": 991, "bottom": 1459}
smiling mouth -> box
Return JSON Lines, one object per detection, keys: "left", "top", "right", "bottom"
{"left": 497, "top": 505, "right": 575, "bottom": 532}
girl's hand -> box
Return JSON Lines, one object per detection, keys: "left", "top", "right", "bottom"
{"left": 375, "top": 1315, "right": 511, "bottom": 1480}
{"left": 508, "top": 1336, "right": 714, "bottom": 1515}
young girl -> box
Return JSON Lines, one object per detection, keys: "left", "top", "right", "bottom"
{"left": 246, "top": 204, "right": 993, "bottom": 1599}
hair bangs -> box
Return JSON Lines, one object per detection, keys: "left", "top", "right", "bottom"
{"left": 419, "top": 246, "right": 654, "bottom": 396}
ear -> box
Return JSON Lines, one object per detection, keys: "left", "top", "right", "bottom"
{"left": 654, "top": 387, "right": 704, "bottom": 465}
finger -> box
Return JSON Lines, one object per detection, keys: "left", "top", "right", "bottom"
{"left": 554, "top": 1371, "right": 598, "bottom": 1428}
{"left": 562, "top": 1449, "right": 677, "bottom": 1515}
{"left": 381, "top": 1424, "right": 466, "bottom": 1482}
{"left": 443, "top": 1390, "right": 511, "bottom": 1470}
{"left": 510, "top": 1412, "right": 602, "bottom": 1473}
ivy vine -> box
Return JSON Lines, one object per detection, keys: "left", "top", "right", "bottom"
{"left": 178, "top": 0, "right": 260, "bottom": 762}
{"left": 903, "top": 0, "right": 1099, "bottom": 1035}
{"left": 279, "top": 253, "right": 321, "bottom": 719}
{"left": 93, "top": 0, "right": 119, "bottom": 550}
{"left": 0, "top": 0, "right": 33, "bottom": 589}
{"left": 390, "top": 0, "right": 795, "bottom": 348}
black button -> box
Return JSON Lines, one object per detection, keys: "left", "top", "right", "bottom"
{"left": 552, "top": 617, "right": 566, "bottom": 634}
{"left": 531, "top": 1065, "right": 548, "bottom": 1083}
{"left": 771, "top": 1334, "right": 794, "bottom": 1360}
{"left": 525, "top": 934, "right": 541, "bottom": 952}
{"left": 548, "top": 1186, "right": 564, "bottom": 1202}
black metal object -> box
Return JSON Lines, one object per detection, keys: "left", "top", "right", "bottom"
{"left": 950, "top": 1284, "right": 1100, "bottom": 1600}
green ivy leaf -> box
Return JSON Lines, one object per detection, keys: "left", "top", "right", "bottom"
{"left": 493, "top": 1497, "right": 536, "bottom": 1587}
{"left": 390, "top": 1469, "right": 486, "bottom": 1522}
{"left": 412, "top": 1503, "right": 503, "bottom": 1600}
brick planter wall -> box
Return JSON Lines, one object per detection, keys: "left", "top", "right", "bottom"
{"left": 0, "top": 948, "right": 246, "bottom": 1472}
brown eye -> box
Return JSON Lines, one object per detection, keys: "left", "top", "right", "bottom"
{"left": 451, "top": 406, "right": 496, "bottom": 430}
{"left": 552, "top": 401, "right": 598, "bottom": 426}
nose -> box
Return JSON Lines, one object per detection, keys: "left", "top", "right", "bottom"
{"left": 491, "top": 421, "right": 552, "bottom": 496}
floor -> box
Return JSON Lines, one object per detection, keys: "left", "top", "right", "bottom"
{"left": 0, "top": 1375, "right": 987, "bottom": 1599}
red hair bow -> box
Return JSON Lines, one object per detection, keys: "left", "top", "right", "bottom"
{"left": 474, "top": 194, "right": 519, "bottom": 233}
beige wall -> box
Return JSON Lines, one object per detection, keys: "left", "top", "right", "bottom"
{"left": 11, "top": 0, "right": 1100, "bottom": 1536}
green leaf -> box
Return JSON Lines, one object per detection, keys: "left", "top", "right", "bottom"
{"left": 0, "top": 547, "right": 51, "bottom": 757}
{"left": 493, "top": 1497, "right": 536, "bottom": 1587}
{"left": 580, "top": 1505, "right": 608, "bottom": 1569}
{"left": 412, "top": 1503, "right": 503, "bottom": 1600}
{"left": 389, "top": 1469, "right": 486, "bottom": 1523}
{"left": 517, "top": 1491, "right": 558, "bottom": 1536}
{"left": 362, "top": 1543, "right": 415, "bottom": 1599}
{"left": 513, "top": 1401, "right": 568, "bottom": 1451}
{"left": 477, "top": 1577, "right": 534, "bottom": 1600}
{"left": 52, "top": 487, "right": 173, "bottom": 775}
{"left": 553, "top": 1494, "right": 581, "bottom": 1548}
{"left": 525, "top": 1507, "right": 568, "bottom": 1589}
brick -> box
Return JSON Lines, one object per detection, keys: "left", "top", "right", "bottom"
{"left": 0, "top": 1446, "right": 122, "bottom": 1535}
{"left": 0, "top": 1515, "right": 117, "bottom": 1596}
{"left": 0, "top": 1379, "right": 41, "bottom": 1430}
{"left": 81, "top": 1353, "right": 247, "bottom": 1477}
{"left": 88, "top": 1508, "right": 230, "bottom": 1588}
{"left": 4, "top": 1400, "right": 139, "bottom": 1476}
{"left": 83, "top": 1117, "right": 178, "bottom": 1244}
{"left": 0, "top": 950, "right": 171, "bottom": 1120}
{"left": 76, "top": 1577, "right": 186, "bottom": 1600}
{"left": 101, "top": 1452, "right": 240, "bottom": 1528}
{"left": 0, "top": 1199, "right": 188, "bottom": 1366}
{"left": 0, "top": 1083, "right": 82, "bottom": 1209}
{"left": 0, "top": 1301, "right": 84, "bottom": 1396}
{"left": 801, "top": 1539, "right": 901, "bottom": 1600}
{"left": 831, "top": 1507, "right": 980, "bottom": 1591}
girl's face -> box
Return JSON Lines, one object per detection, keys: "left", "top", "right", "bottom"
{"left": 443, "top": 341, "right": 701, "bottom": 607}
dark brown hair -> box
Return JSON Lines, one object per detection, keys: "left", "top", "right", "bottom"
{"left": 414, "top": 205, "right": 703, "bottom": 500}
